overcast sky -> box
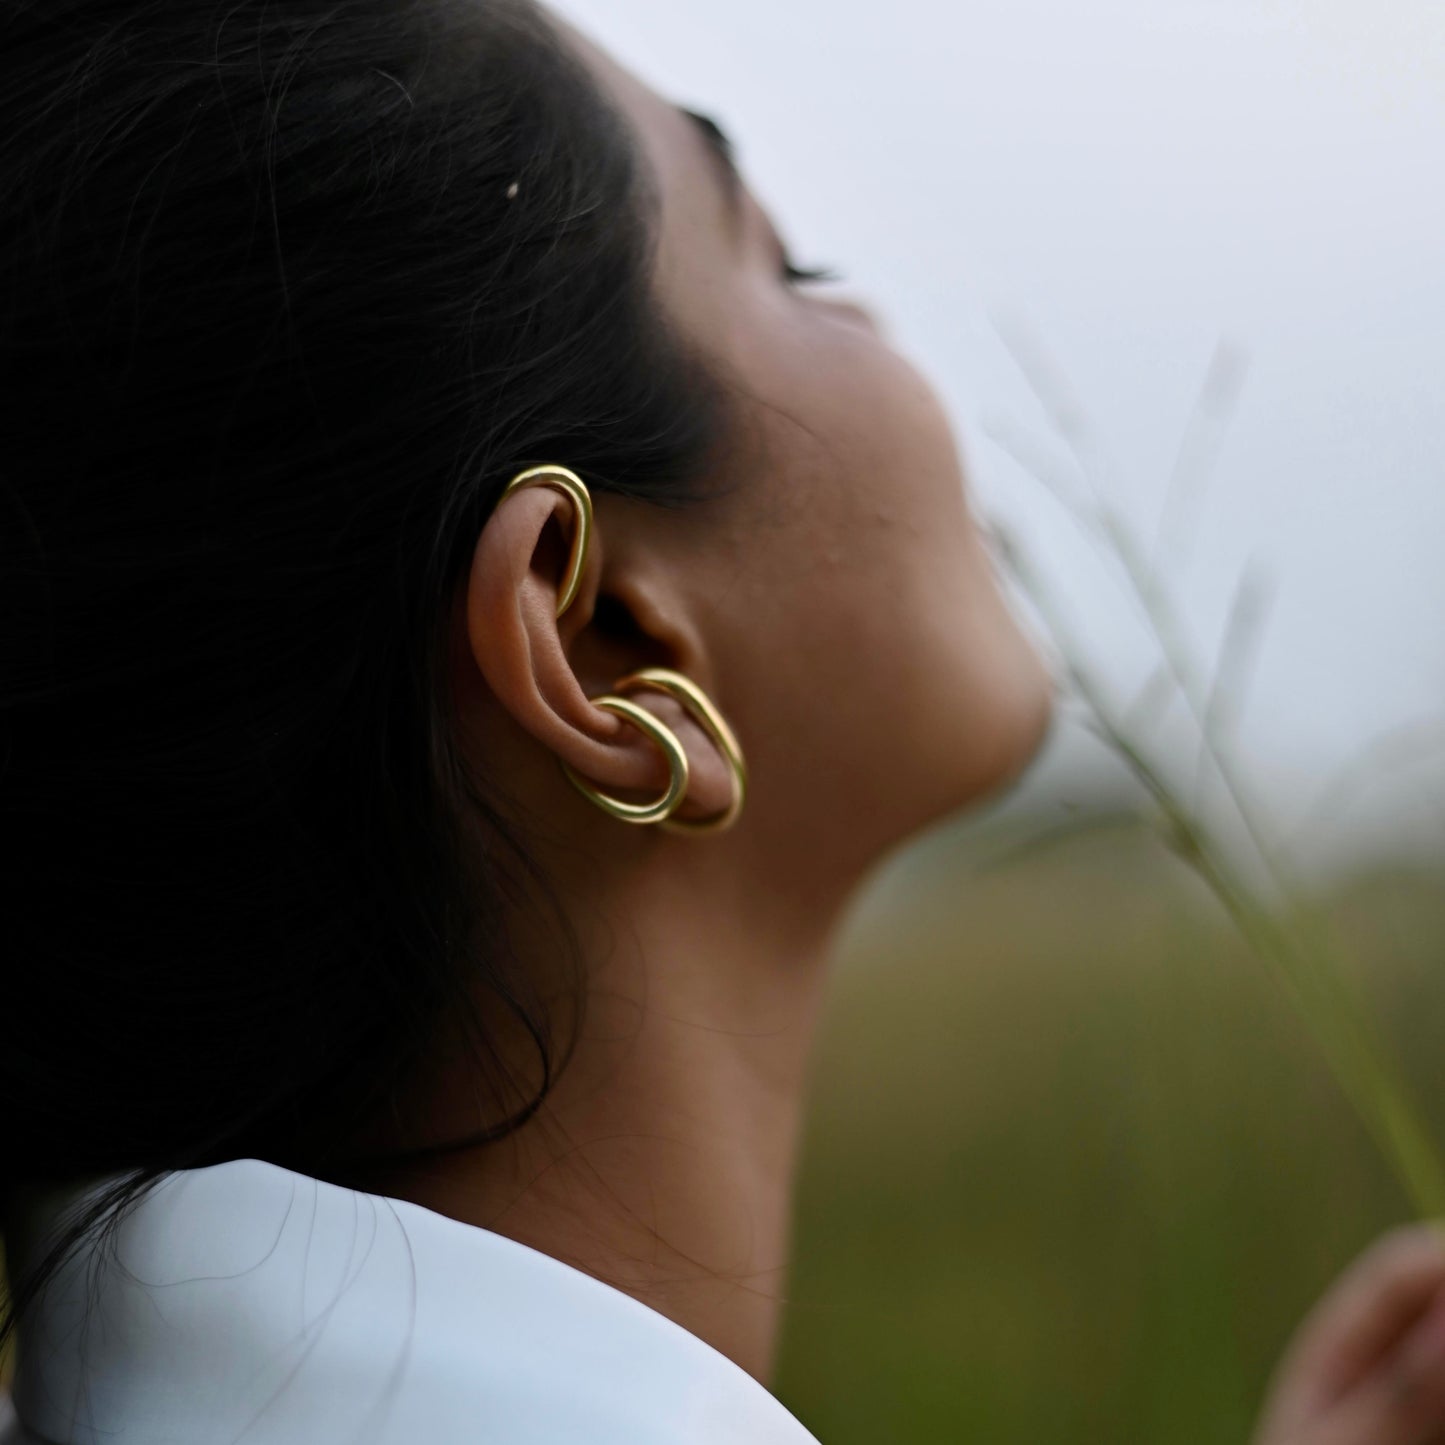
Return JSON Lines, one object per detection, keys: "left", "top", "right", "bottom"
{"left": 550, "top": 0, "right": 1445, "bottom": 863}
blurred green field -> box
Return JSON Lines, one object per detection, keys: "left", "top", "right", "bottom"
{"left": 774, "top": 817, "right": 1445, "bottom": 1444}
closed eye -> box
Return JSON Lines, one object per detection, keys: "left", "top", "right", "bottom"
{"left": 783, "top": 258, "right": 843, "bottom": 285}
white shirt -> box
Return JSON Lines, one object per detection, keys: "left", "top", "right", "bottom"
{"left": 0, "top": 1157, "right": 821, "bottom": 1444}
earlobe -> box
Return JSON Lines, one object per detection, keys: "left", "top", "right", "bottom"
{"left": 559, "top": 692, "right": 692, "bottom": 826}
{"left": 609, "top": 668, "right": 748, "bottom": 833}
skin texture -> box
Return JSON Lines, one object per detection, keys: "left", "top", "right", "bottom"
{"left": 372, "top": 12, "right": 1445, "bottom": 1438}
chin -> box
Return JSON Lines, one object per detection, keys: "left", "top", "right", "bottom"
{"left": 936, "top": 637, "right": 1058, "bottom": 825}
{"left": 992, "top": 664, "right": 1057, "bottom": 793}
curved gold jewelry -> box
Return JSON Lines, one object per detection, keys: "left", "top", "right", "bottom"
{"left": 560, "top": 694, "right": 690, "bottom": 825}
{"left": 613, "top": 667, "right": 748, "bottom": 834}
{"left": 499, "top": 465, "right": 594, "bottom": 619}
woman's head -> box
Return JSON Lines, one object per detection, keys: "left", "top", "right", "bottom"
{"left": 539, "top": 24, "right": 1055, "bottom": 887}
{"left": 456, "top": 18, "right": 1053, "bottom": 929}
{"left": 0, "top": 0, "right": 1049, "bottom": 1326}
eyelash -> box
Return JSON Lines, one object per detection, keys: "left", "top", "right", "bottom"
{"left": 782, "top": 257, "right": 842, "bottom": 286}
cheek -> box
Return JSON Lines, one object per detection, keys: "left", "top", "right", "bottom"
{"left": 765, "top": 317, "right": 984, "bottom": 630}
{"left": 778, "top": 311, "right": 973, "bottom": 543}
{"left": 727, "top": 312, "right": 1054, "bottom": 856}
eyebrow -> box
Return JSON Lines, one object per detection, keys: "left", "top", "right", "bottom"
{"left": 678, "top": 106, "right": 744, "bottom": 228}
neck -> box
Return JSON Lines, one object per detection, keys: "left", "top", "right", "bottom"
{"left": 366, "top": 860, "right": 842, "bottom": 1387}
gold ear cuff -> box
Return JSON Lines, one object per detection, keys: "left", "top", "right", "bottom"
{"left": 614, "top": 667, "right": 747, "bottom": 834}
{"left": 500, "top": 466, "right": 748, "bottom": 834}
{"left": 559, "top": 692, "right": 690, "bottom": 826}
{"left": 498, "top": 464, "right": 594, "bottom": 620}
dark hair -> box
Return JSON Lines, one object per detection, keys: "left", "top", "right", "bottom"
{"left": 0, "top": 0, "right": 729, "bottom": 1345}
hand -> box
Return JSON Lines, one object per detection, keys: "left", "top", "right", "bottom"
{"left": 1253, "top": 1223, "right": 1445, "bottom": 1445}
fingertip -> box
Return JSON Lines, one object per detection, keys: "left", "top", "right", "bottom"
{"left": 1401, "top": 1286, "right": 1445, "bottom": 1372}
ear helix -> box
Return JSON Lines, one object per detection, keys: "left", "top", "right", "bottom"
{"left": 498, "top": 464, "right": 594, "bottom": 620}
{"left": 499, "top": 466, "right": 748, "bottom": 833}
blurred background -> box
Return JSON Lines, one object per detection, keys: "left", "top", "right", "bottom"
{"left": 4, "top": 6, "right": 1437, "bottom": 1440}
{"left": 548, "top": 1, "right": 1445, "bottom": 1440}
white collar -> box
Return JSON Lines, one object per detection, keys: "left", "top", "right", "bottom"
{"left": 6, "top": 1157, "right": 821, "bottom": 1445}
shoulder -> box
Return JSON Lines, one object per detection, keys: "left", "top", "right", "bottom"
{"left": 6, "top": 1160, "right": 821, "bottom": 1445}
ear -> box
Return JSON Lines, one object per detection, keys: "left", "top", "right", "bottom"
{"left": 460, "top": 484, "right": 736, "bottom": 826}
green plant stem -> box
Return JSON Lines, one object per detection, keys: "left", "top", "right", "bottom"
{"left": 1000, "top": 526, "right": 1445, "bottom": 1220}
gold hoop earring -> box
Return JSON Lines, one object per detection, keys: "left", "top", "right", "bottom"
{"left": 560, "top": 694, "right": 690, "bottom": 825}
{"left": 499, "top": 465, "right": 594, "bottom": 619}
{"left": 613, "top": 667, "right": 748, "bottom": 834}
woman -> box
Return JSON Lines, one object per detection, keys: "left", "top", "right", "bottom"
{"left": 2, "top": 2, "right": 1444, "bottom": 1441}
